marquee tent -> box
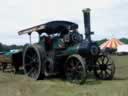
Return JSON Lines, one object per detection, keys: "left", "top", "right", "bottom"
{"left": 117, "top": 44, "right": 128, "bottom": 53}
{"left": 100, "top": 38, "right": 124, "bottom": 49}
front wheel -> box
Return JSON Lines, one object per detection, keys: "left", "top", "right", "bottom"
{"left": 64, "top": 54, "right": 87, "bottom": 84}
{"left": 94, "top": 54, "right": 115, "bottom": 80}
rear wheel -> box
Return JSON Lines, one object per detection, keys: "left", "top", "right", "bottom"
{"left": 65, "top": 54, "right": 87, "bottom": 84}
{"left": 23, "top": 44, "right": 46, "bottom": 80}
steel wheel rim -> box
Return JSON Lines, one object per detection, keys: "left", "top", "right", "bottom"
{"left": 23, "top": 46, "right": 41, "bottom": 79}
{"left": 95, "top": 55, "right": 115, "bottom": 80}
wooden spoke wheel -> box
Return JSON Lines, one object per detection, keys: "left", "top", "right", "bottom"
{"left": 23, "top": 44, "right": 45, "bottom": 80}
{"left": 94, "top": 55, "right": 115, "bottom": 80}
{"left": 65, "top": 54, "right": 87, "bottom": 84}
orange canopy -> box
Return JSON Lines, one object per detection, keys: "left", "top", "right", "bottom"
{"left": 100, "top": 38, "right": 124, "bottom": 49}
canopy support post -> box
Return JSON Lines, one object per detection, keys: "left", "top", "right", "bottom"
{"left": 28, "top": 33, "right": 32, "bottom": 44}
{"left": 38, "top": 33, "right": 41, "bottom": 42}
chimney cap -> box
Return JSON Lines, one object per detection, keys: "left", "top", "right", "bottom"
{"left": 82, "top": 8, "right": 91, "bottom": 13}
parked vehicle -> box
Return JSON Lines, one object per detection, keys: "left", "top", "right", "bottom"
{"left": 0, "top": 49, "right": 22, "bottom": 72}
{"left": 18, "top": 8, "right": 115, "bottom": 84}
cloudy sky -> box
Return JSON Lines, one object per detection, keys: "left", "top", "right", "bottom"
{"left": 0, "top": 0, "right": 127, "bottom": 45}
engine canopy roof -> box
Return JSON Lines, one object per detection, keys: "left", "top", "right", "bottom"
{"left": 18, "top": 21, "right": 78, "bottom": 35}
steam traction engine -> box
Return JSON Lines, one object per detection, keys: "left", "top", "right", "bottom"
{"left": 18, "top": 8, "right": 115, "bottom": 84}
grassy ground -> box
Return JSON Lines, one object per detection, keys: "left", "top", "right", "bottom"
{"left": 0, "top": 55, "right": 128, "bottom": 96}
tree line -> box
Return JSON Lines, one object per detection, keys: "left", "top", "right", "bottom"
{"left": 0, "top": 38, "right": 128, "bottom": 52}
{"left": 0, "top": 43, "right": 24, "bottom": 52}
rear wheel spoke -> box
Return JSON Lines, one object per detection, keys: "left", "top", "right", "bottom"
{"left": 70, "top": 59, "right": 75, "bottom": 67}
{"left": 28, "top": 67, "right": 35, "bottom": 76}
{"left": 25, "top": 63, "right": 32, "bottom": 67}
{"left": 23, "top": 45, "right": 44, "bottom": 80}
{"left": 26, "top": 55, "right": 32, "bottom": 60}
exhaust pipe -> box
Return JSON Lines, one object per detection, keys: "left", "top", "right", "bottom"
{"left": 82, "top": 8, "right": 93, "bottom": 42}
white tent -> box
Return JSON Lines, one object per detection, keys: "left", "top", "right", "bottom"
{"left": 117, "top": 45, "right": 128, "bottom": 53}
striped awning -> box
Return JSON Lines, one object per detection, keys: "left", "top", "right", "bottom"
{"left": 100, "top": 38, "right": 124, "bottom": 49}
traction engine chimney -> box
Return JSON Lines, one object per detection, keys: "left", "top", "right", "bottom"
{"left": 82, "top": 8, "right": 93, "bottom": 42}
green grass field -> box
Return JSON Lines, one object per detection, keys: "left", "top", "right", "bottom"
{"left": 0, "top": 55, "right": 128, "bottom": 96}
